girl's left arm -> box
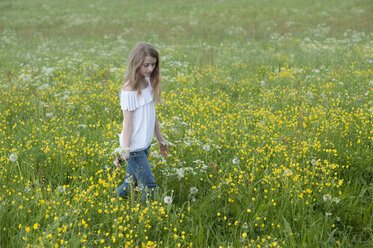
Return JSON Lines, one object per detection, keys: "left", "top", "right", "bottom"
{"left": 154, "top": 114, "right": 168, "bottom": 157}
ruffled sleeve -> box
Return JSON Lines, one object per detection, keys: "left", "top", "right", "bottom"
{"left": 120, "top": 79, "right": 154, "bottom": 111}
{"left": 120, "top": 91, "right": 139, "bottom": 111}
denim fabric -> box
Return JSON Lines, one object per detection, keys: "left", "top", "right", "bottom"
{"left": 115, "top": 145, "right": 157, "bottom": 202}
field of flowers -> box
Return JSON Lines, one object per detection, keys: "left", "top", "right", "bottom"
{"left": 1, "top": 0, "right": 372, "bottom": 247}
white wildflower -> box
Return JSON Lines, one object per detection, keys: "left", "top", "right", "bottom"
{"left": 323, "top": 194, "right": 332, "bottom": 201}
{"left": 112, "top": 147, "right": 129, "bottom": 159}
{"left": 284, "top": 169, "right": 292, "bottom": 176}
{"left": 57, "top": 186, "right": 66, "bottom": 194}
{"left": 160, "top": 140, "right": 173, "bottom": 147}
{"left": 176, "top": 168, "right": 185, "bottom": 179}
{"left": 38, "top": 83, "right": 50, "bottom": 90}
{"left": 46, "top": 112, "right": 53, "bottom": 117}
{"left": 135, "top": 184, "right": 144, "bottom": 192}
{"left": 41, "top": 66, "right": 54, "bottom": 77}
{"left": 242, "top": 222, "right": 248, "bottom": 229}
{"left": 260, "top": 80, "right": 265, "bottom": 86}
{"left": 124, "top": 176, "right": 133, "bottom": 184}
{"left": 86, "top": 105, "right": 91, "bottom": 112}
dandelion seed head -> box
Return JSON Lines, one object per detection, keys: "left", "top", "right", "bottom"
{"left": 202, "top": 145, "right": 211, "bottom": 151}
{"left": 190, "top": 187, "right": 198, "bottom": 195}
{"left": 164, "top": 196, "right": 172, "bottom": 204}
{"left": 9, "top": 153, "right": 18, "bottom": 162}
{"left": 232, "top": 157, "right": 240, "bottom": 164}
{"left": 311, "top": 158, "right": 318, "bottom": 166}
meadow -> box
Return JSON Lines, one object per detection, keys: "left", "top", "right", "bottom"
{"left": 0, "top": 0, "right": 372, "bottom": 247}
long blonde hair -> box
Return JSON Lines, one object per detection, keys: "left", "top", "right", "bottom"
{"left": 123, "top": 42, "right": 161, "bottom": 103}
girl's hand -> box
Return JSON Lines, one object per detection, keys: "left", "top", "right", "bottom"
{"left": 159, "top": 141, "right": 169, "bottom": 157}
{"left": 115, "top": 157, "right": 123, "bottom": 168}
{"left": 124, "top": 151, "right": 130, "bottom": 160}
{"left": 114, "top": 151, "right": 130, "bottom": 168}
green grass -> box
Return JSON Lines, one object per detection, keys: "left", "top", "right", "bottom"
{"left": 0, "top": 0, "right": 372, "bottom": 247}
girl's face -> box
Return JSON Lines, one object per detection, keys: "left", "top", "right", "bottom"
{"left": 139, "top": 56, "right": 157, "bottom": 78}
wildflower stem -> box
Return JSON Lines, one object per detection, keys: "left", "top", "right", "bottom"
{"left": 16, "top": 161, "right": 22, "bottom": 178}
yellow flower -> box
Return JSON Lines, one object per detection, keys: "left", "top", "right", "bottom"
{"left": 33, "top": 223, "right": 39, "bottom": 230}
{"left": 25, "top": 227, "right": 30, "bottom": 233}
{"left": 242, "top": 233, "right": 247, "bottom": 238}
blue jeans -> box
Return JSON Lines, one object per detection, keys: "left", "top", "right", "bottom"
{"left": 115, "top": 145, "right": 157, "bottom": 202}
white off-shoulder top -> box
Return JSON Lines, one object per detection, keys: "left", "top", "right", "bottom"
{"left": 118, "top": 77, "right": 155, "bottom": 152}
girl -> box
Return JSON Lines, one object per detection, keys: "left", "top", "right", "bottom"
{"left": 115, "top": 42, "right": 168, "bottom": 202}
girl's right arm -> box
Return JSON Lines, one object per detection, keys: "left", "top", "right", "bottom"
{"left": 122, "top": 109, "right": 133, "bottom": 160}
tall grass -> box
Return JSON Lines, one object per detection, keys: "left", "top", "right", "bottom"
{"left": 0, "top": 0, "right": 372, "bottom": 247}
